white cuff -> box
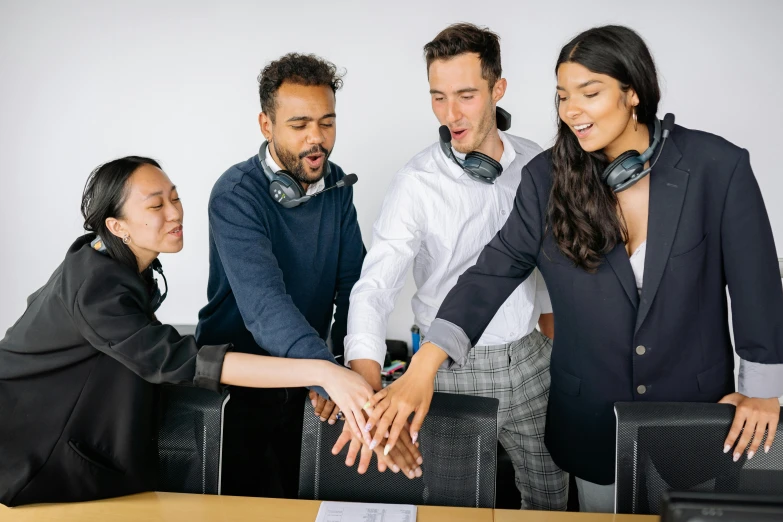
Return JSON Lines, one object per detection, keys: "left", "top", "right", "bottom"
{"left": 343, "top": 334, "right": 387, "bottom": 369}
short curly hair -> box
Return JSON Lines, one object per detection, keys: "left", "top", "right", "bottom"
{"left": 258, "top": 53, "right": 344, "bottom": 123}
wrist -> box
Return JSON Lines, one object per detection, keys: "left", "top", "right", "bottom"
{"left": 410, "top": 342, "right": 447, "bottom": 379}
{"left": 349, "top": 359, "right": 383, "bottom": 391}
{"left": 316, "top": 359, "right": 338, "bottom": 388}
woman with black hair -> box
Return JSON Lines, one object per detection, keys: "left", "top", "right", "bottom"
{"left": 0, "top": 157, "right": 379, "bottom": 506}
{"left": 364, "top": 25, "right": 783, "bottom": 512}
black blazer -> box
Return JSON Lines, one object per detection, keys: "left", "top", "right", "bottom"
{"left": 0, "top": 235, "right": 229, "bottom": 506}
{"left": 435, "top": 125, "right": 783, "bottom": 484}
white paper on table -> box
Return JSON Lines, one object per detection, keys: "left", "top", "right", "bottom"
{"left": 314, "top": 501, "right": 417, "bottom": 522}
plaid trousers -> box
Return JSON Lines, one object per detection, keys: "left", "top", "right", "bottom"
{"left": 431, "top": 329, "right": 569, "bottom": 510}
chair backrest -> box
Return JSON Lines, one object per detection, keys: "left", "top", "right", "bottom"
{"left": 615, "top": 402, "right": 783, "bottom": 515}
{"left": 299, "top": 391, "right": 499, "bottom": 508}
{"left": 157, "top": 385, "right": 230, "bottom": 495}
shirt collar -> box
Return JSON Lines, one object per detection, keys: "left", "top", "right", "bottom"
{"left": 442, "top": 129, "right": 517, "bottom": 180}
{"left": 265, "top": 152, "right": 326, "bottom": 195}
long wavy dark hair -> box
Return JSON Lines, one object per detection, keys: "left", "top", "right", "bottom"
{"left": 548, "top": 25, "right": 660, "bottom": 271}
{"left": 81, "top": 156, "right": 161, "bottom": 275}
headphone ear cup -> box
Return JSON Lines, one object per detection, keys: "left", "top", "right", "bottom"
{"left": 269, "top": 171, "right": 306, "bottom": 208}
{"left": 463, "top": 151, "right": 503, "bottom": 184}
{"left": 602, "top": 150, "right": 644, "bottom": 189}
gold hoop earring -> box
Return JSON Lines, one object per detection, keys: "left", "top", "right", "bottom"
{"left": 632, "top": 107, "right": 638, "bottom": 131}
{"left": 122, "top": 235, "right": 130, "bottom": 245}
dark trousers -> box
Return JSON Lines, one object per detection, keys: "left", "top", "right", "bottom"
{"left": 220, "top": 386, "right": 307, "bottom": 498}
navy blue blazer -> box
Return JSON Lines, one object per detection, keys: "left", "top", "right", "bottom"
{"left": 431, "top": 125, "right": 783, "bottom": 484}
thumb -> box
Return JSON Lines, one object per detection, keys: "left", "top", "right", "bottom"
{"left": 719, "top": 392, "right": 742, "bottom": 406}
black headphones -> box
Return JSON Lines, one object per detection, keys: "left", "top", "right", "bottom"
{"left": 258, "top": 141, "right": 331, "bottom": 209}
{"left": 602, "top": 113, "right": 676, "bottom": 192}
{"left": 438, "top": 106, "right": 512, "bottom": 185}
{"left": 90, "top": 235, "right": 168, "bottom": 312}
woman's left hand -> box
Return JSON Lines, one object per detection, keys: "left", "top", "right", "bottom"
{"left": 719, "top": 392, "right": 780, "bottom": 461}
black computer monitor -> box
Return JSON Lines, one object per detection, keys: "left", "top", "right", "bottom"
{"left": 661, "top": 491, "right": 783, "bottom": 522}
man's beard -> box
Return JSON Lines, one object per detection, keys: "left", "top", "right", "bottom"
{"left": 452, "top": 108, "right": 496, "bottom": 155}
{"left": 275, "top": 143, "right": 330, "bottom": 185}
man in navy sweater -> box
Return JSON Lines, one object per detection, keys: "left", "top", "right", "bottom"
{"left": 196, "top": 53, "right": 365, "bottom": 498}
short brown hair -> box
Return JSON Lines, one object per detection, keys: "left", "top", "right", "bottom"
{"left": 258, "top": 53, "right": 344, "bottom": 122}
{"left": 423, "top": 23, "right": 502, "bottom": 88}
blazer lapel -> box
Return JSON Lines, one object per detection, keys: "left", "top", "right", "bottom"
{"left": 635, "top": 139, "right": 689, "bottom": 332}
{"left": 605, "top": 243, "right": 639, "bottom": 310}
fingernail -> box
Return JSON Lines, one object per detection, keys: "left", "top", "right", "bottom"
{"left": 408, "top": 470, "right": 415, "bottom": 478}
{"left": 733, "top": 452, "right": 740, "bottom": 462}
{"left": 369, "top": 440, "right": 377, "bottom": 450}
{"left": 363, "top": 402, "right": 372, "bottom": 411}
{"left": 384, "top": 444, "right": 391, "bottom": 456}
{"left": 392, "top": 465, "right": 400, "bottom": 473}
{"left": 385, "top": 431, "right": 390, "bottom": 438}
{"left": 415, "top": 467, "right": 422, "bottom": 478}
{"left": 748, "top": 450, "right": 755, "bottom": 460}
{"left": 328, "top": 419, "right": 335, "bottom": 425}
{"left": 723, "top": 444, "right": 731, "bottom": 453}
{"left": 412, "top": 432, "right": 418, "bottom": 444}
{"left": 765, "top": 445, "right": 771, "bottom": 454}
{"left": 320, "top": 417, "right": 327, "bottom": 422}
{"left": 364, "top": 423, "right": 372, "bottom": 432}
{"left": 417, "top": 456, "right": 423, "bottom": 465}
{"left": 311, "top": 400, "right": 317, "bottom": 408}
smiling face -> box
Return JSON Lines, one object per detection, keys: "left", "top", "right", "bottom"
{"left": 259, "top": 82, "right": 336, "bottom": 187}
{"left": 556, "top": 62, "right": 641, "bottom": 161}
{"left": 429, "top": 52, "right": 506, "bottom": 155}
{"left": 105, "top": 164, "right": 183, "bottom": 270}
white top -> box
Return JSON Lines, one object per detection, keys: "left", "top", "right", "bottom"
{"left": 344, "top": 130, "right": 550, "bottom": 368}
{"left": 629, "top": 240, "right": 783, "bottom": 399}
{"left": 266, "top": 153, "right": 325, "bottom": 195}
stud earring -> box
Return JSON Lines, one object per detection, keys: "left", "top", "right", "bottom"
{"left": 122, "top": 235, "right": 130, "bottom": 244}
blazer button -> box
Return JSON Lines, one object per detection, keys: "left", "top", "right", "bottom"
{"left": 637, "top": 385, "right": 647, "bottom": 395}
{"left": 636, "top": 345, "right": 646, "bottom": 355}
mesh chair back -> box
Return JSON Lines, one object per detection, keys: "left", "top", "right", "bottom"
{"left": 157, "top": 385, "right": 230, "bottom": 494}
{"left": 615, "top": 402, "right": 783, "bottom": 515}
{"left": 299, "top": 391, "right": 499, "bottom": 508}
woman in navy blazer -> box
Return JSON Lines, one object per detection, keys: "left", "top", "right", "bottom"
{"left": 363, "top": 25, "right": 783, "bottom": 512}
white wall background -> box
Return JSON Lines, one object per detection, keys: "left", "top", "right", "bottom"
{"left": 1, "top": 0, "right": 782, "bottom": 346}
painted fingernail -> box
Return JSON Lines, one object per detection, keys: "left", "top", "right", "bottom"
{"left": 733, "top": 452, "right": 740, "bottom": 462}
{"left": 748, "top": 450, "right": 755, "bottom": 460}
{"left": 364, "top": 423, "right": 372, "bottom": 432}
{"left": 363, "top": 402, "right": 372, "bottom": 410}
{"left": 417, "top": 456, "right": 423, "bottom": 465}
{"left": 392, "top": 465, "right": 400, "bottom": 473}
{"left": 723, "top": 444, "right": 731, "bottom": 453}
{"left": 384, "top": 444, "right": 391, "bottom": 456}
{"left": 765, "top": 445, "right": 771, "bottom": 454}
{"left": 412, "top": 432, "right": 419, "bottom": 444}
{"left": 415, "top": 467, "right": 422, "bottom": 478}
{"left": 369, "top": 440, "right": 377, "bottom": 450}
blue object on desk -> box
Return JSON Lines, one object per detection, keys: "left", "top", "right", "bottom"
{"left": 411, "top": 325, "right": 420, "bottom": 354}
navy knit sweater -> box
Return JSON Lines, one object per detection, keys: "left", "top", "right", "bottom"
{"left": 196, "top": 152, "right": 364, "bottom": 377}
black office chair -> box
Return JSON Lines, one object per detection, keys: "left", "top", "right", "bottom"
{"left": 615, "top": 402, "right": 783, "bottom": 515}
{"left": 299, "top": 391, "right": 499, "bottom": 508}
{"left": 157, "top": 384, "right": 230, "bottom": 495}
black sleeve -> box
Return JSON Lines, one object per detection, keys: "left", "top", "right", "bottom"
{"left": 72, "top": 264, "right": 231, "bottom": 393}
{"left": 722, "top": 149, "right": 783, "bottom": 365}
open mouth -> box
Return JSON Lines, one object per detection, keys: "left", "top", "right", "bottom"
{"left": 451, "top": 129, "right": 468, "bottom": 140}
{"left": 168, "top": 225, "right": 183, "bottom": 237}
{"left": 573, "top": 123, "right": 594, "bottom": 138}
{"left": 304, "top": 154, "right": 324, "bottom": 169}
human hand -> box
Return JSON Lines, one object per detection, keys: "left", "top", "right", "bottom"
{"left": 331, "top": 418, "right": 423, "bottom": 479}
{"left": 319, "top": 363, "right": 376, "bottom": 444}
{"left": 363, "top": 344, "right": 444, "bottom": 455}
{"left": 719, "top": 393, "right": 780, "bottom": 461}
{"left": 309, "top": 390, "right": 340, "bottom": 425}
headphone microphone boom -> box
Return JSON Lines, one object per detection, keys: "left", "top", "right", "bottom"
{"left": 286, "top": 173, "right": 358, "bottom": 206}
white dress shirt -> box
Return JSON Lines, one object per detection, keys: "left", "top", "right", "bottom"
{"left": 265, "top": 153, "right": 325, "bottom": 195}
{"left": 345, "top": 130, "right": 551, "bottom": 368}
{"left": 630, "top": 241, "right": 783, "bottom": 399}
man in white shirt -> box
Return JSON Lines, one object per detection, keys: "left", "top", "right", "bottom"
{"left": 343, "top": 24, "right": 568, "bottom": 510}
